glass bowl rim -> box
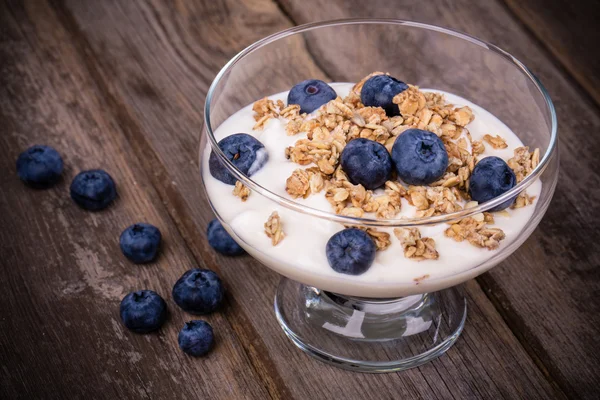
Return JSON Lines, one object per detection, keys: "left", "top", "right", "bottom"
{"left": 203, "top": 18, "right": 558, "bottom": 227}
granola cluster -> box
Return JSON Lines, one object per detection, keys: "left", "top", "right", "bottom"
{"left": 445, "top": 216, "right": 506, "bottom": 250}
{"left": 394, "top": 228, "right": 439, "bottom": 260}
{"left": 405, "top": 185, "right": 465, "bottom": 218}
{"left": 321, "top": 168, "right": 403, "bottom": 219}
{"left": 483, "top": 134, "right": 508, "bottom": 149}
{"left": 507, "top": 146, "right": 540, "bottom": 183}
{"left": 285, "top": 167, "right": 324, "bottom": 198}
{"left": 233, "top": 181, "right": 250, "bottom": 202}
{"left": 249, "top": 73, "right": 540, "bottom": 259}
{"left": 264, "top": 211, "right": 285, "bottom": 246}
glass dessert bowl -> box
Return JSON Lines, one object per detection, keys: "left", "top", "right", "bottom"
{"left": 199, "top": 20, "right": 558, "bottom": 372}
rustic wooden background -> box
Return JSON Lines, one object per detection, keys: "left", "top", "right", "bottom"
{"left": 1, "top": 0, "right": 599, "bottom": 399}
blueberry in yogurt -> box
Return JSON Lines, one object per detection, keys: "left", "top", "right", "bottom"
{"left": 340, "top": 138, "right": 392, "bottom": 190}
{"left": 287, "top": 79, "right": 337, "bottom": 114}
{"left": 119, "top": 290, "right": 167, "bottom": 333}
{"left": 469, "top": 156, "right": 517, "bottom": 211}
{"left": 360, "top": 75, "right": 408, "bottom": 117}
{"left": 172, "top": 269, "right": 224, "bottom": 314}
{"left": 391, "top": 128, "right": 449, "bottom": 185}
{"left": 70, "top": 169, "right": 117, "bottom": 210}
{"left": 16, "top": 145, "right": 63, "bottom": 188}
{"left": 119, "top": 223, "right": 162, "bottom": 264}
{"left": 209, "top": 133, "right": 268, "bottom": 185}
{"left": 326, "top": 228, "right": 376, "bottom": 275}
{"left": 207, "top": 219, "right": 245, "bottom": 256}
{"left": 178, "top": 320, "right": 214, "bottom": 357}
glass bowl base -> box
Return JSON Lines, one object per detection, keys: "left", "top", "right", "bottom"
{"left": 274, "top": 278, "right": 467, "bottom": 372}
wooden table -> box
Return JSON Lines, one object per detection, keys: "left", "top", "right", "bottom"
{"left": 1, "top": 1, "right": 599, "bottom": 398}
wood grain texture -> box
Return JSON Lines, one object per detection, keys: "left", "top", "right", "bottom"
{"left": 0, "top": 0, "right": 595, "bottom": 398}
{"left": 276, "top": 0, "right": 600, "bottom": 398}
{"left": 44, "top": 0, "right": 562, "bottom": 398}
{"left": 503, "top": 0, "right": 600, "bottom": 107}
{"left": 0, "top": 1, "right": 270, "bottom": 398}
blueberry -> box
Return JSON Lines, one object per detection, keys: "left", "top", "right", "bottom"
{"left": 340, "top": 138, "right": 392, "bottom": 190}
{"left": 178, "top": 320, "right": 214, "bottom": 357}
{"left": 207, "top": 219, "right": 245, "bottom": 256}
{"left": 469, "top": 156, "right": 516, "bottom": 211}
{"left": 391, "top": 129, "right": 449, "bottom": 185}
{"left": 326, "top": 228, "right": 376, "bottom": 275}
{"left": 70, "top": 169, "right": 117, "bottom": 210}
{"left": 119, "top": 223, "right": 162, "bottom": 264}
{"left": 209, "top": 133, "right": 268, "bottom": 185}
{"left": 172, "top": 269, "right": 224, "bottom": 315}
{"left": 16, "top": 145, "right": 63, "bottom": 188}
{"left": 360, "top": 75, "right": 408, "bottom": 117}
{"left": 119, "top": 290, "right": 167, "bottom": 333}
{"left": 287, "top": 79, "right": 337, "bottom": 114}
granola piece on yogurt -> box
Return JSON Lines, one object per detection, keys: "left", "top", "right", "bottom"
{"left": 264, "top": 212, "right": 285, "bottom": 246}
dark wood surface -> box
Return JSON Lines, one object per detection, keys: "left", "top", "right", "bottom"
{"left": 503, "top": 0, "right": 600, "bottom": 108}
{"left": 1, "top": 0, "right": 598, "bottom": 399}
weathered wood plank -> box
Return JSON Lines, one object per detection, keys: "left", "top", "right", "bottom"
{"left": 275, "top": 0, "right": 600, "bottom": 398}
{"left": 48, "top": 0, "right": 562, "bottom": 398}
{"left": 0, "top": 1, "right": 271, "bottom": 398}
{"left": 503, "top": 0, "right": 600, "bottom": 108}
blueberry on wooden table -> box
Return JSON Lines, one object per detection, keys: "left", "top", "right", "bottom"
{"left": 119, "top": 223, "right": 162, "bottom": 264}
{"left": 340, "top": 138, "right": 392, "bottom": 190}
{"left": 287, "top": 79, "right": 337, "bottom": 114}
{"left": 178, "top": 320, "right": 214, "bottom": 357}
{"left": 70, "top": 169, "right": 117, "bottom": 210}
{"left": 208, "top": 133, "right": 268, "bottom": 185}
{"left": 391, "top": 128, "right": 449, "bottom": 185}
{"left": 469, "top": 156, "right": 517, "bottom": 211}
{"left": 119, "top": 290, "right": 167, "bottom": 333}
{"left": 172, "top": 269, "right": 224, "bottom": 315}
{"left": 360, "top": 74, "right": 408, "bottom": 117}
{"left": 207, "top": 219, "right": 245, "bottom": 256}
{"left": 16, "top": 145, "right": 63, "bottom": 188}
{"left": 326, "top": 228, "right": 376, "bottom": 275}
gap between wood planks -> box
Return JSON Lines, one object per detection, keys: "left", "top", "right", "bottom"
{"left": 46, "top": 0, "right": 289, "bottom": 398}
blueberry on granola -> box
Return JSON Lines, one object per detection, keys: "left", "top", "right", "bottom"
{"left": 178, "top": 320, "right": 214, "bottom": 357}
{"left": 70, "top": 169, "right": 117, "bottom": 210}
{"left": 209, "top": 133, "right": 268, "bottom": 185}
{"left": 119, "top": 223, "right": 162, "bottom": 264}
{"left": 469, "top": 156, "right": 516, "bottom": 211}
{"left": 326, "top": 228, "right": 376, "bottom": 275}
{"left": 119, "top": 290, "right": 167, "bottom": 333}
{"left": 16, "top": 145, "right": 63, "bottom": 188}
{"left": 392, "top": 129, "right": 449, "bottom": 185}
{"left": 360, "top": 75, "right": 408, "bottom": 117}
{"left": 287, "top": 79, "right": 337, "bottom": 114}
{"left": 172, "top": 269, "right": 224, "bottom": 315}
{"left": 207, "top": 218, "right": 245, "bottom": 256}
{"left": 340, "top": 138, "right": 392, "bottom": 190}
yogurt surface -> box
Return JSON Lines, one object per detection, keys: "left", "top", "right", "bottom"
{"left": 202, "top": 83, "right": 541, "bottom": 297}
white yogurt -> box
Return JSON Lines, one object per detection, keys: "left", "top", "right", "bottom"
{"left": 202, "top": 83, "right": 542, "bottom": 297}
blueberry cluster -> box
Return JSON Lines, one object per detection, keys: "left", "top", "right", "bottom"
{"left": 119, "top": 267, "right": 224, "bottom": 357}
{"left": 208, "top": 77, "right": 519, "bottom": 277}
{"left": 17, "top": 144, "right": 248, "bottom": 358}
{"left": 17, "top": 144, "right": 119, "bottom": 210}
{"left": 286, "top": 75, "right": 519, "bottom": 275}
{"left": 116, "top": 220, "right": 243, "bottom": 357}
{"left": 115, "top": 221, "right": 240, "bottom": 357}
